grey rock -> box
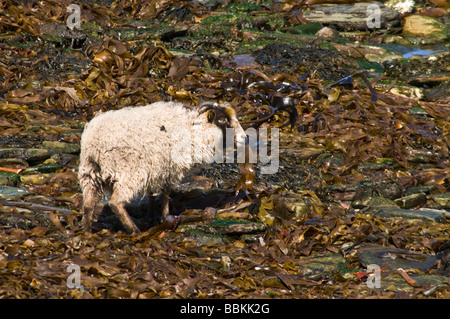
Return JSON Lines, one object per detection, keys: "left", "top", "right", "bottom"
{"left": 304, "top": 2, "right": 400, "bottom": 31}
{"left": 358, "top": 246, "right": 438, "bottom": 271}
{"left": 0, "top": 186, "right": 30, "bottom": 200}
{"left": 375, "top": 208, "right": 449, "bottom": 223}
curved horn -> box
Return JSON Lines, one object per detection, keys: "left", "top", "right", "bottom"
{"left": 198, "top": 101, "right": 219, "bottom": 114}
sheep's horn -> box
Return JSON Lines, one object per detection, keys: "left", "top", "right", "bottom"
{"left": 198, "top": 101, "right": 219, "bottom": 114}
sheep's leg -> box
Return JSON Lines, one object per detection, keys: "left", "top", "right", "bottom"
{"left": 146, "top": 194, "right": 155, "bottom": 222}
{"left": 160, "top": 191, "right": 170, "bottom": 223}
{"left": 82, "top": 185, "right": 100, "bottom": 233}
{"left": 109, "top": 191, "right": 140, "bottom": 235}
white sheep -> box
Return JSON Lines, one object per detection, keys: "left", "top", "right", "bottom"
{"left": 78, "top": 101, "right": 246, "bottom": 234}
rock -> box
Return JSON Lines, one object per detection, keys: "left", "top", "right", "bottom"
{"left": 375, "top": 208, "right": 449, "bottom": 223}
{"left": 0, "top": 148, "right": 50, "bottom": 164}
{"left": 0, "top": 158, "right": 29, "bottom": 169}
{"left": 196, "top": 219, "right": 266, "bottom": 236}
{"left": 394, "top": 193, "right": 427, "bottom": 209}
{"left": 0, "top": 186, "right": 30, "bottom": 200}
{"left": 297, "top": 252, "right": 346, "bottom": 278}
{"left": 428, "top": 193, "right": 450, "bottom": 209}
{"left": 402, "top": 15, "right": 449, "bottom": 44}
{"left": 304, "top": 2, "right": 400, "bottom": 31}
{"left": 0, "top": 171, "right": 20, "bottom": 187}
{"left": 388, "top": 85, "right": 424, "bottom": 100}
{"left": 352, "top": 196, "right": 399, "bottom": 209}
{"left": 381, "top": 274, "right": 450, "bottom": 292}
{"left": 315, "top": 26, "right": 339, "bottom": 37}
{"left": 385, "top": 0, "right": 415, "bottom": 14}
{"left": 42, "top": 141, "right": 80, "bottom": 154}
{"left": 358, "top": 246, "right": 438, "bottom": 271}
{"left": 21, "top": 163, "right": 62, "bottom": 175}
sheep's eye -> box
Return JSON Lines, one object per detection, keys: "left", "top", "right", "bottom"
{"left": 207, "top": 110, "right": 215, "bottom": 122}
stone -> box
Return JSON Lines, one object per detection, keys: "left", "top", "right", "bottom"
{"left": 297, "top": 252, "right": 346, "bottom": 277}
{"left": 428, "top": 193, "right": 450, "bottom": 209}
{"left": 304, "top": 2, "right": 400, "bottom": 31}
{"left": 402, "top": 15, "right": 449, "bottom": 44}
{"left": 375, "top": 208, "right": 449, "bottom": 223}
{"left": 0, "top": 148, "right": 50, "bottom": 164}
{"left": 352, "top": 196, "right": 399, "bottom": 209}
{"left": 385, "top": 0, "right": 415, "bottom": 14}
{"left": 315, "top": 26, "right": 339, "bottom": 38}
{"left": 21, "top": 163, "right": 62, "bottom": 175}
{"left": 0, "top": 186, "right": 30, "bottom": 200}
{"left": 381, "top": 274, "right": 450, "bottom": 292}
{"left": 42, "top": 141, "right": 80, "bottom": 154}
{"left": 358, "top": 246, "right": 438, "bottom": 271}
{"left": 0, "top": 171, "right": 20, "bottom": 187}
{"left": 394, "top": 193, "right": 427, "bottom": 209}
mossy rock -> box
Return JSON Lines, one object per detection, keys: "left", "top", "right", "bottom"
{"left": 0, "top": 171, "right": 21, "bottom": 187}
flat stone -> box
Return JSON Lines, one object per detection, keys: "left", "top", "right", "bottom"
{"left": 0, "top": 148, "right": 50, "bottom": 164}
{"left": 428, "top": 193, "right": 450, "bottom": 209}
{"left": 381, "top": 274, "right": 449, "bottom": 292}
{"left": 394, "top": 193, "right": 427, "bottom": 209}
{"left": 0, "top": 171, "right": 20, "bottom": 187}
{"left": 42, "top": 141, "right": 80, "bottom": 154}
{"left": 304, "top": 2, "right": 400, "bottom": 31}
{"left": 0, "top": 186, "right": 30, "bottom": 200}
{"left": 375, "top": 207, "right": 449, "bottom": 223}
{"left": 297, "top": 252, "right": 346, "bottom": 277}
{"left": 402, "top": 15, "right": 449, "bottom": 43}
{"left": 358, "top": 246, "right": 438, "bottom": 271}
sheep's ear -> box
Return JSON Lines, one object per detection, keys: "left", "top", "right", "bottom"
{"left": 207, "top": 110, "right": 216, "bottom": 123}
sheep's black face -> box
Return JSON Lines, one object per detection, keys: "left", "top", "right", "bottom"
{"left": 206, "top": 107, "right": 231, "bottom": 130}
{"left": 199, "top": 101, "right": 247, "bottom": 148}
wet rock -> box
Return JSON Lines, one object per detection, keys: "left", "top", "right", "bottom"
{"left": 304, "top": 2, "right": 400, "bottom": 31}
{"left": 388, "top": 84, "right": 424, "bottom": 100}
{"left": 0, "top": 158, "right": 29, "bottom": 170}
{"left": 383, "top": 51, "right": 450, "bottom": 80}
{"left": 0, "top": 186, "right": 30, "bottom": 200}
{"left": 394, "top": 193, "right": 427, "bottom": 209}
{"left": 0, "top": 171, "right": 20, "bottom": 187}
{"left": 0, "top": 148, "right": 51, "bottom": 164}
{"left": 358, "top": 246, "right": 439, "bottom": 271}
{"left": 327, "top": 180, "right": 403, "bottom": 202}
{"left": 21, "top": 164, "right": 62, "bottom": 175}
{"left": 405, "top": 185, "right": 438, "bottom": 195}
{"left": 315, "top": 26, "right": 339, "bottom": 38}
{"left": 428, "top": 193, "right": 450, "bottom": 209}
{"left": 385, "top": 0, "right": 415, "bottom": 14}
{"left": 374, "top": 208, "right": 449, "bottom": 223}
{"left": 353, "top": 196, "right": 399, "bottom": 210}
{"left": 333, "top": 43, "right": 387, "bottom": 61}
{"left": 381, "top": 274, "right": 450, "bottom": 293}
{"left": 40, "top": 22, "right": 86, "bottom": 49}
{"left": 402, "top": 15, "right": 449, "bottom": 44}
{"left": 42, "top": 141, "right": 80, "bottom": 154}
{"left": 197, "top": 219, "right": 266, "bottom": 236}
{"left": 297, "top": 252, "right": 346, "bottom": 278}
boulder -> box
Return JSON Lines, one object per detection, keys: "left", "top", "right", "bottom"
{"left": 402, "top": 15, "right": 449, "bottom": 44}
{"left": 304, "top": 2, "right": 400, "bottom": 31}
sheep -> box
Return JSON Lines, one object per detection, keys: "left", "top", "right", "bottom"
{"left": 78, "top": 101, "right": 247, "bottom": 234}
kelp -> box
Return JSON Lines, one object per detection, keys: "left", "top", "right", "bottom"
{"left": 0, "top": 0, "right": 449, "bottom": 300}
